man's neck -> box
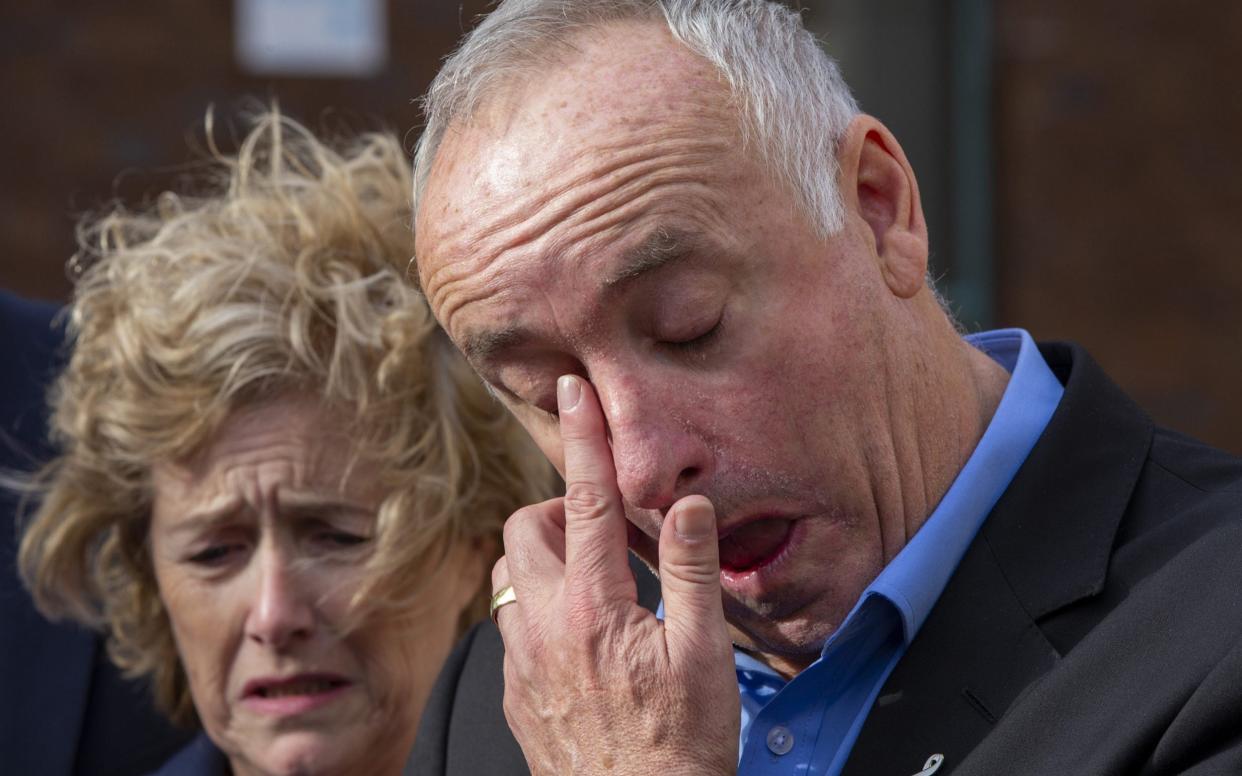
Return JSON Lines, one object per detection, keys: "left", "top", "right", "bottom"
{"left": 883, "top": 314, "right": 1011, "bottom": 561}
{"left": 746, "top": 327, "right": 1011, "bottom": 682}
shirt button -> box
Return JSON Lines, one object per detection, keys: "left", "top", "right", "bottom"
{"left": 766, "top": 725, "right": 794, "bottom": 755}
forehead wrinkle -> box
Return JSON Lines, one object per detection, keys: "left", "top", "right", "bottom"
{"left": 545, "top": 171, "right": 732, "bottom": 283}
{"left": 424, "top": 251, "right": 491, "bottom": 319}
{"left": 463, "top": 134, "right": 728, "bottom": 276}
{"left": 432, "top": 92, "right": 731, "bottom": 254}
{"left": 421, "top": 224, "right": 521, "bottom": 315}
{"left": 428, "top": 141, "right": 729, "bottom": 341}
{"left": 509, "top": 136, "right": 734, "bottom": 282}
{"left": 431, "top": 261, "right": 529, "bottom": 346}
{"left": 549, "top": 152, "right": 730, "bottom": 249}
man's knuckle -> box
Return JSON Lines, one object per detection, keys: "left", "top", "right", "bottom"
{"left": 503, "top": 504, "right": 543, "bottom": 546}
{"left": 505, "top": 503, "right": 538, "bottom": 530}
{"left": 563, "top": 482, "right": 612, "bottom": 517}
{"left": 664, "top": 559, "right": 720, "bottom": 587}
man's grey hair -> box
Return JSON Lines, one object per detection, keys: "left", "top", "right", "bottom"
{"left": 412, "top": 0, "right": 861, "bottom": 238}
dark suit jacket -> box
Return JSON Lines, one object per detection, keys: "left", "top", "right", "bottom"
{"left": 409, "top": 343, "right": 1242, "bottom": 776}
{"left": 1, "top": 290, "right": 191, "bottom": 775}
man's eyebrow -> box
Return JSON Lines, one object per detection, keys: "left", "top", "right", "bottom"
{"left": 459, "top": 228, "right": 697, "bottom": 366}
{"left": 602, "top": 227, "right": 697, "bottom": 290}
{"left": 460, "top": 326, "right": 532, "bottom": 365}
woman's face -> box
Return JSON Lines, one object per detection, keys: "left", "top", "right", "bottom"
{"left": 149, "top": 397, "right": 487, "bottom": 776}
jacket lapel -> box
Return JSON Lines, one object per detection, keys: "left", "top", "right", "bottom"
{"left": 843, "top": 343, "right": 1153, "bottom": 776}
{"left": 841, "top": 530, "right": 1061, "bottom": 776}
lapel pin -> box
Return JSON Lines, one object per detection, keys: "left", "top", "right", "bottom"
{"left": 911, "top": 753, "right": 945, "bottom": 775}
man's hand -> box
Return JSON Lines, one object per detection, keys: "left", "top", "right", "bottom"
{"left": 491, "top": 374, "right": 740, "bottom": 776}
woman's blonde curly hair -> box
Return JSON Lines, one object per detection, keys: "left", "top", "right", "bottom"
{"left": 17, "top": 106, "right": 553, "bottom": 726}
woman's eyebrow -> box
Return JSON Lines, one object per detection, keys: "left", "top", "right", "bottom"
{"left": 168, "top": 499, "right": 244, "bottom": 537}
{"left": 277, "top": 493, "right": 376, "bottom": 519}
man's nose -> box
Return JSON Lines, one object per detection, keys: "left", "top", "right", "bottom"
{"left": 596, "top": 379, "right": 712, "bottom": 511}
{"left": 244, "top": 546, "right": 315, "bottom": 649}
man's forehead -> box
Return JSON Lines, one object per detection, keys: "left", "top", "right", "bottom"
{"left": 418, "top": 117, "right": 736, "bottom": 336}
{"left": 415, "top": 20, "right": 734, "bottom": 222}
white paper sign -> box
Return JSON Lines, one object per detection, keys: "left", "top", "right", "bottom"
{"left": 235, "top": 0, "right": 387, "bottom": 77}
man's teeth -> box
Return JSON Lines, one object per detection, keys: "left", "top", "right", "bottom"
{"left": 257, "top": 679, "right": 340, "bottom": 698}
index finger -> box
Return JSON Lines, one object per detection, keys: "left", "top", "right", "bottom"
{"left": 557, "top": 374, "right": 636, "bottom": 600}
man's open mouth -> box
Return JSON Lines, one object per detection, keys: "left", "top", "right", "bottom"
{"left": 718, "top": 518, "right": 795, "bottom": 572}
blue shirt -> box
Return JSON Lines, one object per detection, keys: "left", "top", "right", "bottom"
{"left": 733, "top": 328, "right": 1064, "bottom": 774}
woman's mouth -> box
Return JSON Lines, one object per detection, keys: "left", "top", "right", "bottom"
{"left": 242, "top": 673, "right": 353, "bottom": 716}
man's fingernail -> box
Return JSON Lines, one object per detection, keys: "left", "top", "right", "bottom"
{"left": 557, "top": 375, "right": 581, "bottom": 412}
{"left": 675, "top": 500, "right": 715, "bottom": 539}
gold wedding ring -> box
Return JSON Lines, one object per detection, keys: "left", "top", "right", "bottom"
{"left": 489, "top": 585, "right": 517, "bottom": 625}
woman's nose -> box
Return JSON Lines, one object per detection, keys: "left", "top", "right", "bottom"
{"left": 244, "top": 549, "right": 315, "bottom": 649}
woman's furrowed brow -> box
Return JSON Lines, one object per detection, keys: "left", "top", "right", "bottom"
{"left": 167, "top": 499, "right": 244, "bottom": 536}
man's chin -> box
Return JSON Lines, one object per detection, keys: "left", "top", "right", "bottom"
{"left": 723, "top": 601, "right": 837, "bottom": 669}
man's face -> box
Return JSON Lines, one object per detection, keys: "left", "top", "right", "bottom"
{"left": 418, "top": 24, "right": 911, "bottom": 663}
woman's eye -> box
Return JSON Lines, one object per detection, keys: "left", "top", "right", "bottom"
{"left": 187, "top": 544, "right": 244, "bottom": 566}
{"left": 318, "top": 531, "right": 370, "bottom": 548}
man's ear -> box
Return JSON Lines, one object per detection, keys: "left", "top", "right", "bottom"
{"left": 837, "top": 115, "right": 929, "bottom": 299}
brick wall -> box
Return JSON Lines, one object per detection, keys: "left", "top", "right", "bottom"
{"left": 0, "top": 0, "right": 489, "bottom": 302}
{"left": 994, "top": 1, "right": 1242, "bottom": 451}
